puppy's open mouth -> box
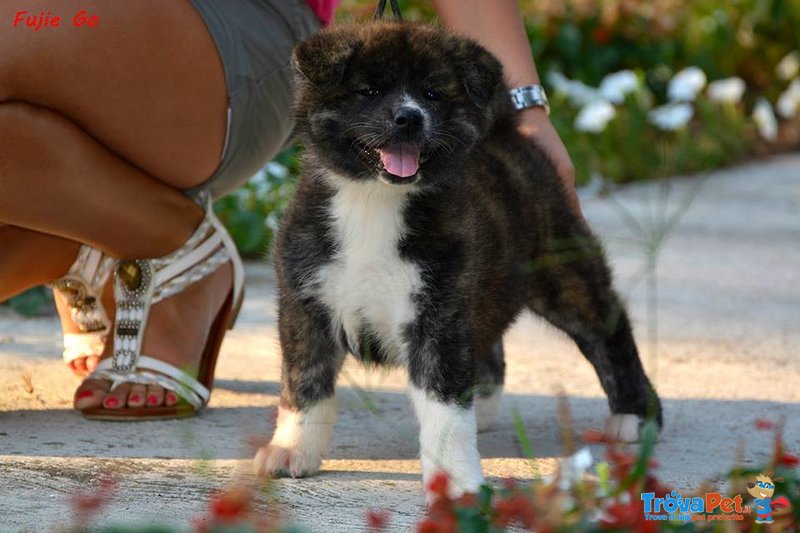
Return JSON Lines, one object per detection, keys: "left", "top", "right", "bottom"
{"left": 378, "top": 143, "right": 421, "bottom": 178}
{"left": 358, "top": 142, "right": 429, "bottom": 182}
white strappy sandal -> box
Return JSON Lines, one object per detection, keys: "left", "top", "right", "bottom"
{"left": 50, "top": 246, "right": 114, "bottom": 368}
{"left": 80, "top": 194, "right": 244, "bottom": 420}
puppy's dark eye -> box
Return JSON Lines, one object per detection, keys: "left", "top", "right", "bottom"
{"left": 425, "top": 89, "right": 442, "bottom": 101}
{"left": 357, "top": 87, "right": 380, "bottom": 98}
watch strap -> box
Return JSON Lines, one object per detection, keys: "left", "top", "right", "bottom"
{"left": 509, "top": 84, "right": 550, "bottom": 115}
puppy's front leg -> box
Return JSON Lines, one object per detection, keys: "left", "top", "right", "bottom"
{"left": 408, "top": 335, "right": 484, "bottom": 500}
{"left": 254, "top": 296, "right": 344, "bottom": 478}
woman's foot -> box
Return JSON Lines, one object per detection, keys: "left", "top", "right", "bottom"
{"left": 73, "top": 261, "right": 233, "bottom": 411}
{"left": 56, "top": 278, "right": 114, "bottom": 377}
{"left": 53, "top": 245, "right": 116, "bottom": 377}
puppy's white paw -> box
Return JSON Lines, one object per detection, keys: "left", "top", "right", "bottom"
{"left": 475, "top": 388, "right": 503, "bottom": 432}
{"left": 253, "top": 400, "right": 337, "bottom": 479}
{"left": 605, "top": 414, "right": 643, "bottom": 443}
{"left": 410, "top": 387, "right": 485, "bottom": 503}
{"left": 254, "top": 443, "right": 321, "bottom": 478}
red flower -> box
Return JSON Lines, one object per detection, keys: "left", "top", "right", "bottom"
{"left": 508, "top": 494, "right": 536, "bottom": 528}
{"left": 778, "top": 452, "right": 800, "bottom": 467}
{"left": 583, "top": 428, "right": 612, "bottom": 444}
{"left": 600, "top": 499, "right": 658, "bottom": 532}
{"left": 209, "top": 488, "right": 250, "bottom": 523}
{"left": 755, "top": 418, "right": 775, "bottom": 430}
{"left": 427, "top": 472, "right": 450, "bottom": 499}
{"left": 191, "top": 517, "right": 210, "bottom": 533}
{"left": 456, "top": 493, "right": 478, "bottom": 507}
{"left": 418, "top": 513, "right": 457, "bottom": 533}
{"left": 592, "top": 27, "right": 613, "bottom": 44}
{"left": 643, "top": 475, "right": 671, "bottom": 499}
{"left": 71, "top": 476, "right": 117, "bottom": 519}
{"left": 493, "top": 498, "right": 517, "bottom": 528}
{"left": 607, "top": 448, "right": 637, "bottom": 479}
{"left": 501, "top": 478, "right": 519, "bottom": 492}
{"left": 72, "top": 494, "right": 108, "bottom": 516}
{"left": 366, "top": 509, "right": 390, "bottom": 531}
{"left": 417, "top": 519, "right": 438, "bottom": 533}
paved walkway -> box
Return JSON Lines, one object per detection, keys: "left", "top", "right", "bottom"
{"left": 1, "top": 154, "right": 799, "bottom": 532}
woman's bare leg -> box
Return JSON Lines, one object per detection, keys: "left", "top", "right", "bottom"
{"left": 0, "top": 102, "right": 204, "bottom": 257}
{"left": 0, "top": 0, "right": 238, "bottom": 410}
{"left": 0, "top": 106, "right": 232, "bottom": 406}
{"left": 0, "top": 0, "right": 228, "bottom": 190}
{"left": 0, "top": 226, "right": 79, "bottom": 299}
{"left": 0, "top": 225, "right": 108, "bottom": 375}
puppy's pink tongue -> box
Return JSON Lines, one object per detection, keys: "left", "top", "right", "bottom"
{"left": 379, "top": 144, "right": 420, "bottom": 178}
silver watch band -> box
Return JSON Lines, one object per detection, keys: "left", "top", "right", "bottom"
{"left": 509, "top": 84, "right": 550, "bottom": 115}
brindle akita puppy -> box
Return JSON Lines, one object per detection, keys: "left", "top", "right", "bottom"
{"left": 254, "top": 21, "right": 662, "bottom": 497}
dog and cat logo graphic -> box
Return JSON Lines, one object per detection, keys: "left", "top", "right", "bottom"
{"left": 640, "top": 472, "right": 791, "bottom": 523}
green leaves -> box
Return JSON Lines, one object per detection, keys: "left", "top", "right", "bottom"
{"left": 223, "top": 209, "right": 266, "bottom": 256}
{"left": 212, "top": 146, "right": 300, "bottom": 260}
{"left": 7, "top": 286, "right": 51, "bottom": 317}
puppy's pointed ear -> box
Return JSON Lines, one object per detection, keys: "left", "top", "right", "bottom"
{"left": 292, "top": 30, "right": 362, "bottom": 89}
{"left": 449, "top": 37, "right": 504, "bottom": 109}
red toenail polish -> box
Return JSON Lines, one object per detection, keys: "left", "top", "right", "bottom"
{"left": 104, "top": 397, "right": 119, "bottom": 408}
{"left": 166, "top": 393, "right": 177, "bottom": 404}
{"left": 147, "top": 395, "right": 159, "bottom": 405}
{"left": 76, "top": 390, "right": 94, "bottom": 400}
{"left": 129, "top": 395, "right": 140, "bottom": 403}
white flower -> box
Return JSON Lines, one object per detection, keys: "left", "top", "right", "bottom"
{"left": 776, "top": 51, "right": 800, "bottom": 81}
{"left": 548, "top": 71, "right": 571, "bottom": 92}
{"left": 558, "top": 447, "right": 594, "bottom": 491}
{"left": 598, "top": 70, "right": 640, "bottom": 104}
{"left": 548, "top": 71, "right": 601, "bottom": 107}
{"left": 707, "top": 77, "right": 746, "bottom": 104}
{"left": 668, "top": 66, "right": 707, "bottom": 102}
{"left": 776, "top": 78, "right": 800, "bottom": 118}
{"left": 648, "top": 102, "right": 694, "bottom": 130}
{"left": 266, "top": 161, "right": 289, "bottom": 179}
{"left": 752, "top": 98, "right": 778, "bottom": 141}
{"left": 575, "top": 100, "right": 616, "bottom": 132}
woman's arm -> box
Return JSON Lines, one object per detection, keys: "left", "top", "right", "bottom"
{"left": 431, "top": 0, "right": 581, "bottom": 215}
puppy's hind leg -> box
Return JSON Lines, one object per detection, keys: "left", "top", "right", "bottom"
{"left": 527, "top": 229, "right": 662, "bottom": 442}
{"left": 475, "top": 340, "right": 505, "bottom": 432}
{"left": 254, "top": 297, "right": 345, "bottom": 478}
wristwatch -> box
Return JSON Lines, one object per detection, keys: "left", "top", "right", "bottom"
{"left": 509, "top": 84, "right": 550, "bottom": 115}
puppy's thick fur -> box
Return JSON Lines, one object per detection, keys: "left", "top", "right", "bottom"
{"left": 255, "top": 21, "right": 662, "bottom": 496}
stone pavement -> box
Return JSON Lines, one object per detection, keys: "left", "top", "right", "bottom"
{"left": 1, "top": 154, "right": 798, "bottom": 532}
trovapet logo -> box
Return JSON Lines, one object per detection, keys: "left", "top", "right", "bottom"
{"left": 641, "top": 472, "right": 792, "bottom": 523}
{"left": 641, "top": 491, "right": 749, "bottom": 522}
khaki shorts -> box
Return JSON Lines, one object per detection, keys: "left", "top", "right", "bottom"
{"left": 188, "top": 0, "right": 320, "bottom": 198}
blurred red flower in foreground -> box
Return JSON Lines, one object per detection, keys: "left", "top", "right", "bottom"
{"left": 209, "top": 487, "right": 250, "bottom": 523}
{"left": 366, "top": 509, "right": 390, "bottom": 532}
{"left": 71, "top": 476, "right": 117, "bottom": 518}
{"left": 754, "top": 418, "right": 775, "bottom": 430}
{"left": 778, "top": 451, "right": 800, "bottom": 467}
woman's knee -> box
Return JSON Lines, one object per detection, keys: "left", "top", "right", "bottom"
{"left": 0, "top": 102, "right": 68, "bottom": 165}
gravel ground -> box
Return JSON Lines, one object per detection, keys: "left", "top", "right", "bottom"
{"left": 1, "top": 154, "right": 798, "bottom": 532}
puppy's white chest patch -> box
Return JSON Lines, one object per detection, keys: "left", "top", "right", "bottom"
{"left": 314, "top": 178, "right": 421, "bottom": 361}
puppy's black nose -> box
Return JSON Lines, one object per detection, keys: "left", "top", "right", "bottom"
{"left": 393, "top": 106, "right": 423, "bottom": 134}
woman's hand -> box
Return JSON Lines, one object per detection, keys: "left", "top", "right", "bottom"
{"left": 517, "top": 107, "right": 582, "bottom": 217}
